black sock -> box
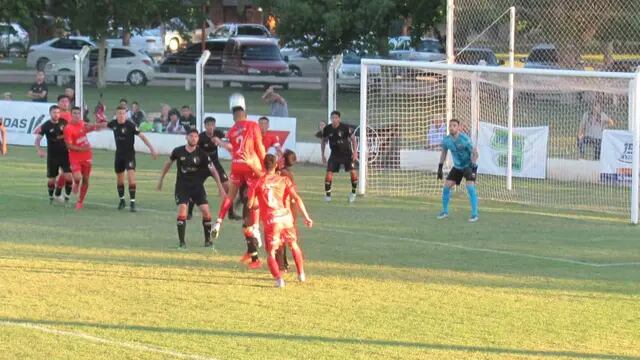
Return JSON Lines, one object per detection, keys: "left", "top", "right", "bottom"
{"left": 54, "top": 186, "right": 62, "bottom": 197}
{"left": 246, "top": 236, "right": 258, "bottom": 261}
{"left": 117, "top": 184, "right": 125, "bottom": 200}
{"left": 47, "top": 180, "right": 55, "bottom": 198}
{"left": 65, "top": 181, "right": 72, "bottom": 198}
{"left": 351, "top": 179, "right": 358, "bottom": 194}
{"left": 203, "top": 218, "right": 212, "bottom": 242}
{"left": 188, "top": 200, "right": 195, "bottom": 216}
{"left": 129, "top": 184, "right": 136, "bottom": 202}
{"left": 325, "top": 181, "right": 332, "bottom": 197}
{"left": 177, "top": 217, "right": 186, "bottom": 243}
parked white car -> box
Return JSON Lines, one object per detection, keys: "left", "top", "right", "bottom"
{"left": 27, "top": 36, "right": 95, "bottom": 70}
{"left": 337, "top": 52, "right": 381, "bottom": 91}
{"left": 0, "top": 22, "right": 29, "bottom": 56}
{"left": 107, "top": 29, "right": 164, "bottom": 60}
{"left": 210, "top": 23, "right": 273, "bottom": 39}
{"left": 45, "top": 46, "right": 154, "bottom": 86}
{"left": 389, "top": 36, "right": 446, "bottom": 62}
{"left": 280, "top": 47, "right": 323, "bottom": 77}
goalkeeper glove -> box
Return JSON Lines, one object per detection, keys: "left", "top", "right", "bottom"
{"left": 471, "top": 164, "right": 478, "bottom": 180}
{"left": 437, "top": 163, "right": 444, "bottom": 180}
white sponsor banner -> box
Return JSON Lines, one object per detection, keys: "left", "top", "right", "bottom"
{"left": 477, "top": 122, "right": 549, "bottom": 179}
{"left": 0, "top": 100, "right": 54, "bottom": 146}
{"left": 1, "top": 100, "right": 296, "bottom": 158}
{"left": 600, "top": 130, "right": 633, "bottom": 181}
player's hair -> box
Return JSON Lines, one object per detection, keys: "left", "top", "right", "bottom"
{"left": 181, "top": 105, "right": 190, "bottom": 110}
{"left": 119, "top": 98, "right": 128, "bottom": 104}
{"left": 131, "top": 101, "right": 139, "bottom": 106}
{"left": 450, "top": 118, "right": 460, "bottom": 125}
{"left": 57, "top": 94, "right": 70, "bottom": 102}
{"left": 49, "top": 105, "right": 60, "bottom": 112}
{"left": 186, "top": 128, "right": 199, "bottom": 135}
{"left": 264, "top": 154, "right": 277, "bottom": 171}
{"left": 71, "top": 106, "right": 81, "bottom": 112}
{"left": 116, "top": 105, "right": 127, "bottom": 112}
{"left": 284, "top": 149, "right": 297, "bottom": 168}
{"left": 258, "top": 116, "right": 269, "bottom": 122}
{"left": 169, "top": 109, "right": 179, "bottom": 118}
{"left": 204, "top": 117, "right": 216, "bottom": 124}
{"left": 330, "top": 110, "right": 341, "bottom": 118}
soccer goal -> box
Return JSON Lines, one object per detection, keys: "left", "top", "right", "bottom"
{"left": 357, "top": 59, "right": 640, "bottom": 223}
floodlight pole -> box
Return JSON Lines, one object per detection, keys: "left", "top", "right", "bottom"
{"left": 196, "top": 50, "right": 211, "bottom": 133}
{"left": 507, "top": 6, "right": 516, "bottom": 190}
{"left": 74, "top": 46, "right": 91, "bottom": 109}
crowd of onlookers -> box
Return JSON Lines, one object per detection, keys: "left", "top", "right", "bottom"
{"left": 111, "top": 98, "right": 198, "bottom": 134}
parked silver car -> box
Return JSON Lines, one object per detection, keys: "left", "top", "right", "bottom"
{"left": 27, "top": 36, "right": 95, "bottom": 70}
{"left": 210, "top": 23, "right": 273, "bottom": 39}
{"left": 389, "top": 36, "right": 445, "bottom": 62}
{"left": 0, "top": 22, "right": 29, "bottom": 56}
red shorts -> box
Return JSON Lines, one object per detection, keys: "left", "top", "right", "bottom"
{"left": 263, "top": 213, "right": 296, "bottom": 251}
{"left": 230, "top": 168, "right": 259, "bottom": 187}
{"left": 71, "top": 160, "right": 92, "bottom": 176}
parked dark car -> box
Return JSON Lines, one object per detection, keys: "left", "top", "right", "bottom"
{"left": 604, "top": 59, "right": 640, "bottom": 73}
{"left": 221, "top": 37, "right": 290, "bottom": 89}
{"left": 158, "top": 39, "right": 226, "bottom": 74}
{"left": 455, "top": 48, "right": 504, "bottom": 66}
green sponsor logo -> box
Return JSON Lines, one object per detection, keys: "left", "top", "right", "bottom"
{"left": 490, "top": 128, "right": 525, "bottom": 171}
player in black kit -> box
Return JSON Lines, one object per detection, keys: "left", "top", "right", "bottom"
{"left": 34, "top": 105, "right": 73, "bottom": 204}
{"left": 321, "top": 110, "right": 359, "bottom": 203}
{"left": 107, "top": 106, "right": 157, "bottom": 212}
{"left": 157, "top": 129, "right": 227, "bottom": 248}
{"left": 187, "top": 116, "right": 240, "bottom": 220}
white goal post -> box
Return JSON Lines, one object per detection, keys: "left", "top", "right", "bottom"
{"left": 358, "top": 58, "right": 640, "bottom": 223}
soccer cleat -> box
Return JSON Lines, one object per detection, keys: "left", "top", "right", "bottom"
{"left": 204, "top": 240, "right": 213, "bottom": 248}
{"left": 178, "top": 241, "right": 187, "bottom": 249}
{"left": 248, "top": 259, "right": 262, "bottom": 270}
{"left": 75, "top": 202, "right": 84, "bottom": 210}
{"left": 118, "top": 199, "right": 126, "bottom": 210}
{"left": 130, "top": 202, "right": 137, "bottom": 213}
{"left": 211, "top": 222, "right": 221, "bottom": 239}
{"left": 239, "top": 252, "right": 252, "bottom": 264}
{"left": 275, "top": 278, "right": 285, "bottom": 288}
{"left": 324, "top": 195, "right": 332, "bottom": 202}
{"left": 298, "top": 273, "right": 306, "bottom": 283}
{"left": 469, "top": 215, "right": 479, "bottom": 223}
{"left": 436, "top": 212, "right": 449, "bottom": 220}
{"left": 348, "top": 193, "right": 356, "bottom": 203}
{"left": 252, "top": 226, "right": 262, "bottom": 248}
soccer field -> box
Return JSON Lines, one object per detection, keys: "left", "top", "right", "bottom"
{"left": 1, "top": 146, "right": 639, "bottom": 360}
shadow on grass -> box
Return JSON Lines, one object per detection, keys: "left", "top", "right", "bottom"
{"left": 1, "top": 317, "right": 638, "bottom": 360}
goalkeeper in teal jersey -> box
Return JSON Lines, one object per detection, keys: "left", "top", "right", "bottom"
{"left": 437, "top": 119, "right": 480, "bottom": 222}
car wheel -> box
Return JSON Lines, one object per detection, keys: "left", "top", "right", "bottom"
{"left": 289, "top": 65, "right": 302, "bottom": 77}
{"left": 36, "top": 57, "right": 49, "bottom": 71}
{"left": 222, "top": 81, "right": 230, "bottom": 88}
{"left": 127, "top": 70, "right": 147, "bottom": 86}
{"left": 168, "top": 38, "right": 180, "bottom": 52}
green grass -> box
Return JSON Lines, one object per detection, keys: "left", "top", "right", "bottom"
{"left": 1, "top": 146, "right": 639, "bottom": 359}
{"left": 0, "top": 57, "right": 29, "bottom": 70}
{"left": 0, "top": 82, "right": 360, "bottom": 143}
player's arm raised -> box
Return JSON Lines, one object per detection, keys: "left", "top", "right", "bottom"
{"left": 213, "top": 137, "right": 232, "bottom": 152}
{"left": 34, "top": 127, "right": 45, "bottom": 158}
{"left": 137, "top": 132, "right": 158, "bottom": 159}
{"left": 157, "top": 158, "right": 174, "bottom": 191}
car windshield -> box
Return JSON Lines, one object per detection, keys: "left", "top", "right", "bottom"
{"left": 456, "top": 50, "right": 497, "bottom": 65}
{"left": 241, "top": 44, "right": 281, "bottom": 60}
{"left": 237, "top": 27, "right": 267, "bottom": 36}
{"left": 143, "top": 29, "right": 161, "bottom": 37}
{"left": 343, "top": 53, "right": 361, "bottom": 64}
{"left": 418, "top": 40, "right": 444, "bottom": 53}
{"left": 529, "top": 48, "right": 558, "bottom": 63}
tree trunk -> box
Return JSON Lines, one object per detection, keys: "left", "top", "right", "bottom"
{"left": 320, "top": 60, "right": 329, "bottom": 105}
{"left": 123, "top": 31, "right": 131, "bottom": 46}
{"left": 97, "top": 37, "right": 107, "bottom": 89}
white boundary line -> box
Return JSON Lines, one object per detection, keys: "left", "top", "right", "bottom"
{"left": 0, "top": 320, "right": 219, "bottom": 360}
{"left": 2, "top": 192, "right": 639, "bottom": 268}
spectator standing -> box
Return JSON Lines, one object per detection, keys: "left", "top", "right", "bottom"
{"left": 28, "top": 70, "right": 48, "bottom": 102}
{"left": 131, "top": 101, "right": 146, "bottom": 126}
{"left": 180, "top": 105, "right": 197, "bottom": 131}
{"left": 262, "top": 86, "right": 289, "bottom": 117}
{"left": 578, "top": 101, "right": 614, "bottom": 160}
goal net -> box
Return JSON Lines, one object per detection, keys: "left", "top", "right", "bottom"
{"left": 358, "top": 59, "right": 640, "bottom": 221}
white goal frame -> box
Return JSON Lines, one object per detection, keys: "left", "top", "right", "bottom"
{"left": 358, "top": 59, "right": 640, "bottom": 223}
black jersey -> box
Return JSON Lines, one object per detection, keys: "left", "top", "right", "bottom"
{"left": 38, "top": 119, "right": 68, "bottom": 156}
{"left": 108, "top": 120, "right": 140, "bottom": 157}
{"left": 30, "top": 81, "right": 48, "bottom": 102}
{"left": 179, "top": 115, "right": 197, "bottom": 132}
{"left": 322, "top": 123, "right": 353, "bottom": 156}
{"left": 198, "top": 129, "right": 225, "bottom": 162}
{"left": 170, "top": 145, "right": 212, "bottom": 185}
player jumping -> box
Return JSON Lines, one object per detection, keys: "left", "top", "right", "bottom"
{"left": 437, "top": 119, "right": 479, "bottom": 222}
{"left": 213, "top": 94, "right": 266, "bottom": 268}
{"left": 157, "top": 129, "right": 226, "bottom": 248}
{"left": 246, "top": 153, "right": 313, "bottom": 288}
{"left": 63, "top": 106, "right": 105, "bottom": 210}
{"left": 34, "top": 105, "right": 73, "bottom": 204}
{"left": 107, "top": 106, "right": 158, "bottom": 212}
{"left": 321, "top": 110, "right": 358, "bottom": 203}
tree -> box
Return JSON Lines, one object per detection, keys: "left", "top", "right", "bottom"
{"left": 258, "top": 0, "right": 396, "bottom": 104}
{"left": 49, "top": 0, "right": 207, "bottom": 88}
{"left": 396, "top": 0, "right": 446, "bottom": 44}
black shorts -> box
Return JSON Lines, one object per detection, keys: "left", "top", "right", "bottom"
{"left": 447, "top": 167, "right": 475, "bottom": 185}
{"left": 175, "top": 182, "right": 208, "bottom": 206}
{"left": 47, "top": 154, "right": 71, "bottom": 178}
{"left": 327, "top": 154, "right": 354, "bottom": 173}
{"left": 114, "top": 154, "right": 136, "bottom": 173}
{"left": 207, "top": 160, "right": 228, "bottom": 183}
